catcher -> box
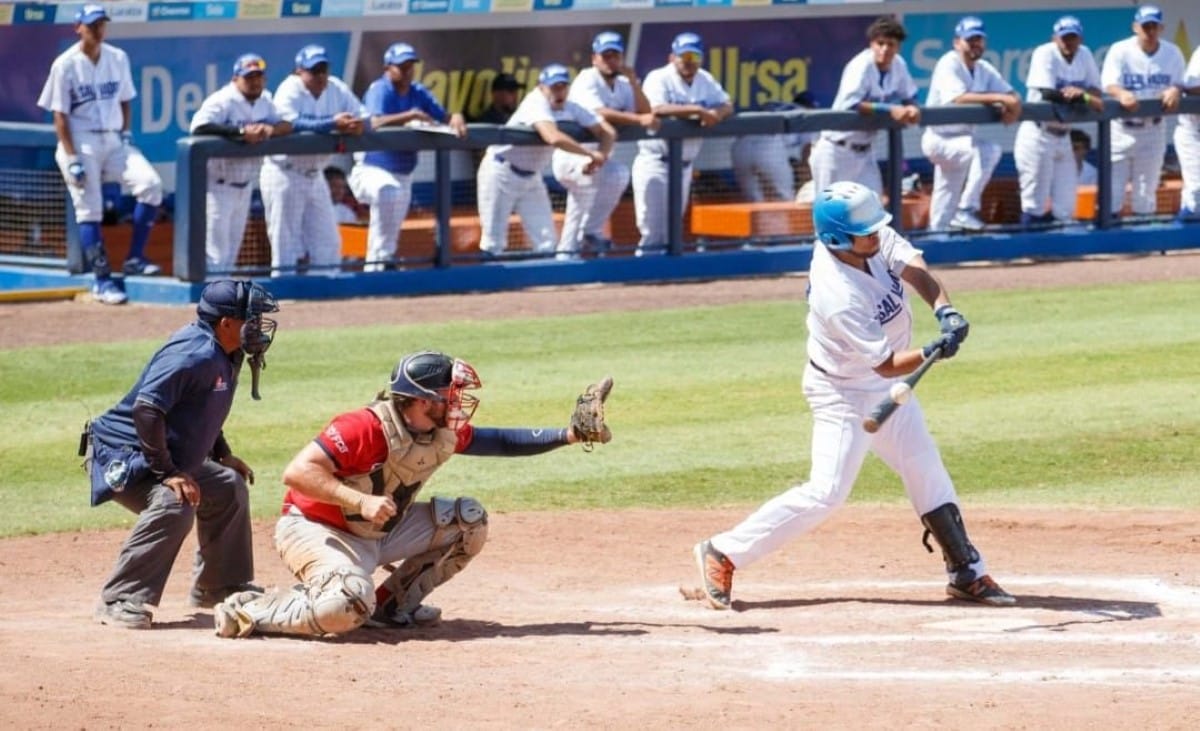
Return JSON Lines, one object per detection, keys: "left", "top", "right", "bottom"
{"left": 214, "top": 350, "right": 612, "bottom": 638}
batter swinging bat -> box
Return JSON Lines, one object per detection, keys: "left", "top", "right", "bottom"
{"left": 862, "top": 344, "right": 943, "bottom": 434}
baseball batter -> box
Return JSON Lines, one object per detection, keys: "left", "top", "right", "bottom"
{"left": 478, "top": 64, "right": 615, "bottom": 257}
{"left": 730, "top": 94, "right": 817, "bottom": 203}
{"left": 212, "top": 352, "right": 612, "bottom": 638}
{"left": 1102, "top": 5, "right": 1186, "bottom": 218}
{"left": 351, "top": 42, "right": 467, "bottom": 272}
{"left": 552, "top": 32, "right": 658, "bottom": 259}
{"left": 809, "top": 16, "right": 920, "bottom": 197}
{"left": 37, "top": 4, "right": 164, "bottom": 305}
{"left": 633, "top": 32, "right": 733, "bottom": 255}
{"left": 190, "top": 54, "right": 290, "bottom": 274}
{"left": 920, "top": 17, "right": 1020, "bottom": 233}
{"left": 260, "top": 45, "right": 368, "bottom": 276}
{"left": 1175, "top": 45, "right": 1200, "bottom": 220}
{"left": 1013, "top": 17, "right": 1104, "bottom": 227}
{"left": 694, "top": 181, "right": 1014, "bottom": 610}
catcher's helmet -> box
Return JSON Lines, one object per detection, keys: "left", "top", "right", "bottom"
{"left": 389, "top": 351, "right": 481, "bottom": 400}
{"left": 812, "top": 181, "right": 892, "bottom": 250}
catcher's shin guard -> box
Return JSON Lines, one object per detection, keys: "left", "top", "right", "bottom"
{"left": 919, "top": 502, "right": 981, "bottom": 585}
{"left": 215, "top": 568, "right": 374, "bottom": 638}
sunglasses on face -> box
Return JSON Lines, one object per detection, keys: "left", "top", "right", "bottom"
{"left": 678, "top": 52, "right": 701, "bottom": 64}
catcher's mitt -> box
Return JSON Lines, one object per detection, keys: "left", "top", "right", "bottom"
{"left": 571, "top": 376, "right": 614, "bottom": 450}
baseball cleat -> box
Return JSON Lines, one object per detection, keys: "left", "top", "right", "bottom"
{"left": 92, "top": 278, "right": 128, "bottom": 306}
{"left": 94, "top": 599, "right": 152, "bottom": 629}
{"left": 693, "top": 540, "right": 734, "bottom": 610}
{"left": 946, "top": 575, "right": 1017, "bottom": 606}
{"left": 364, "top": 603, "right": 442, "bottom": 629}
{"left": 949, "top": 208, "right": 986, "bottom": 232}
{"left": 122, "top": 257, "right": 161, "bottom": 276}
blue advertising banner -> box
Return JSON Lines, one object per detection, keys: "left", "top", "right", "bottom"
{"left": 0, "top": 24, "right": 77, "bottom": 123}
{"left": 115, "top": 33, "right": 351, "bottom": 162}
{"left": 637, "top": 16, "right": 872, "bottom": 110}
{"left": 282, "top": 1, "right": 325, "bottom": 16}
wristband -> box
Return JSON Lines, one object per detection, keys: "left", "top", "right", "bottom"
{"left": 1082, "top": 92, "right": 1091, "bottom": 104}
{"left": 331, "top": 483, "right": 365, "bottom": 513}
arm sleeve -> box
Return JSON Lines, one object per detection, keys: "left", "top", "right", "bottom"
{"left": 191, "top": 122, "right": 244, "bottom": 139}
{"left": 292, "top": 117, "right": 337, "bottom": 133}
{"left": 460, "top": 426, "right": 571, "bottom": 457}
{"left": 131, "top": 400, "right": 179, "bottom": 478}
{"left": 418, "top": 86, "right": 449, "bottom": 121}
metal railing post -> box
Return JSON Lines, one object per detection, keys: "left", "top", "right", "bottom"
{"left": 434, "top": 149, "right": 452, "bottom": 268}
{"left": 667, "top": 137, "right": 684, "bottom": 255}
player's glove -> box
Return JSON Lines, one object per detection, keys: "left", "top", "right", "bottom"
{"left": 923, "top": 332, "right": 959, "bottom": 360}
{"left": 66, "top": 157, "right": 86, "bottom": 185}
{"left": 571, "top": 376, "right": 614, "bottom": 451}
{"left": 934, "top": 305, "right": 969, "bottom": 344}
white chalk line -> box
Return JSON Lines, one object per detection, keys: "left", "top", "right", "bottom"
{"left": 756, "top": 665, "right": 1200, "bottom": 685}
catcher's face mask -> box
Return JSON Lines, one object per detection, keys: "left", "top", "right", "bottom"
{"left": 441, "top": 359, "right": 481, "bottom": 431}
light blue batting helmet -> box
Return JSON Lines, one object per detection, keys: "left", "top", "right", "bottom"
{"left": 812, "top": 182, "right": 892, "bottom": 250}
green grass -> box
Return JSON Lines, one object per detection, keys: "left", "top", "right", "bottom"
{"left": 2, "top": 277, "right": 1198, "bottom": 537}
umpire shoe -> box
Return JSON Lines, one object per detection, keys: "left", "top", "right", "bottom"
{"left": 92, "top": 278, "right": 128, "bottom": 306}
{"left": 190, "top": 582, "right": 264, "bottom": 609}
{"left": 693, "top": 540, "right": 735, "bottom": 610}
{"left": 94, "top": 599, "right": 152, "bottom": 630}
{"left": 947, "top": 575, "right": 1017, "bottom": 606}
{"left": 122, "top": 257, "right": 162, "bottom": 276}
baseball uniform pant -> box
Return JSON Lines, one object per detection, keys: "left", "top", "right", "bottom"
{"left": 552, "top": 150, "right": 629, "bottom": 254}
{"left": 99, "top": 459, "right": 252, "bottom": 608}
{"left": 205, "top": 183, "right": 254, "bottom": 273}
{"left": 1173, "top": 124, "right": 1200, "bottom": 215}
{"left": 632, "top": 153, "right": 694, "bottom": 249}
{"left": 710, "top": 365, "right": 988, "bottom": 583}
{"left": 349, "top": 164, "right": 412, "bottom": 272}
{"left": 731, "top": 135, "right": 796, "bottom": 202}
{"left": 921, "top": 131, "right": 1000, "bottom": 231}
{"left": 260, "top": 160, "right": 341, "bottom": 276}
{"left": 1110, "top": 121, "right": 1166, "bottom": 215}
{"left": 808, "top": 137, "right": 882, "bottom": 198}
{"left": 477, "top": 156, "right": 557, "bottom": 254}
{"left": 1013, "top": 122, "right": 1076, "bottom": 220}
{"left": 54, "top": 132, "right": 163, "bottom": 223}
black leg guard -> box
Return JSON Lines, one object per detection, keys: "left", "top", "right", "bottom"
{"left": 920, "top": 503, "right": 980, "bottom": 585}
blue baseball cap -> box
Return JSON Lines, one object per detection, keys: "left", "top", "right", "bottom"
{"left": 295, "top": 45, "right": 329, "bottom": 70}
{"left": 75, "top": 3, "right": 109, "bottom": 25}
{"left": 954, "top": 16, "right": 986, "bottom": 40}
{"left": 539, "top": 64, "right": 571, "bottom": 87}
{"left": 592, "top": 31, "right": 625, "bottom": 54}
{"left": 1053, "top": 16, "right": 1083, "bottom": 38}
{"left": 1134, "top": 5, "right": 1163, "bottom": 25}
{"left": 233, "top": 54, "right": 267, "bottom": 77}
{"left": 384, "top": 43, "right": 418, "bottom": 66}
{"left": 672, "top": 32, "right": 703, "bottom": 56}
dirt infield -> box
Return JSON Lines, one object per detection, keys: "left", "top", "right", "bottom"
{"left": 2, "top": 254, "right": 1200, "bottom": 728}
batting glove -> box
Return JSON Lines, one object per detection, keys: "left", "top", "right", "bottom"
{"left": 934, "top": 305, "right": 969, "bottom": 343}
{"left": 923, "top": 332, "right": 959, "bottom": 360}
{"left": 66, "top": 157, "right": 86, "bottom": 185}
{"left": 120, "top": 130, "right": 133, "bottom": 146}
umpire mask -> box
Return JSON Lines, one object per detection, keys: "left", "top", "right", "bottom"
{"left": 197, "top": 280, "right": 280, "bottom": 399}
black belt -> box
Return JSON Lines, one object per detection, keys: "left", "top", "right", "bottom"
{"left": 833, "top": 139, "right": 872, "bottom": 153}
{"left": 281, "top": 162, "right": 320, "bottom": 177}
{"left": 215, "top": 178, "right": 250, "bottom": 189}
{"left": 494, "top": 155, "right": 536, "bottom": 177}
{"left": 658, "top": 156, "right": 693, "bottom": 167}
{"left": 86, "top": 129, "right": 119, "bottom": 133}
{"left": 1037, "top": 123, "right": 1069, "bottom": 137}
{"left": 1120, "top": 117, "right": 1162, "bottom": 128}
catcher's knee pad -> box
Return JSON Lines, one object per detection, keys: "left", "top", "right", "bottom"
{"left": 431, "top": 496, "right": 489, "bottom": 557}
{"left": 920, "top": 502, "right": 980, "bottom": 584}
{"left": 380, "top": 498, "right": 489, "bottom": 618}
{"left": 238, "top": 568, "right": 373, "bottom": 637}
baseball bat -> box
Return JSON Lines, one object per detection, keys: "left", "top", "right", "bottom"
{"left": 862, "top": 344, "right": 942, "bottom": 434}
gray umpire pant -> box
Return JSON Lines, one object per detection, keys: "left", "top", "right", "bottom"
{"left": 99, "top": 459, "right": 253, "bottom": 607}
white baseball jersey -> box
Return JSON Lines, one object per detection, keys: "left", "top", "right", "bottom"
{"left": 270, "top": 74, "right": 366, "bottom": 171}
{"left": 1025, "top": 42, "right": 1101, "bottom": 103}
{"left": 822, "top": 49, "right": 918, "bottom": 145}
{"left": 569, "top": 67, "right": 638, "bottom": 117}
{"left": 638, "top": 64, "right": 731, "bottom": 161}
{"left": 926, "top": 51, "right": 1012, "bottom": 137}
{"left": 805, "top": 227, "right": 919, "bottom": 382}
{"left": 484, "top": 90, "right": 601, "bottom": 173}
{"left": 38, "top": 42, "right": 135, "bottom": 135}
{"left": 1101, "top": 36, "right": 1186, "bottom": 100}
{"left": 190, "top": 83, "right": 282, "bottom": 183}
{"left": 1175, "top": 45, "right": 1200, "bottom": 133}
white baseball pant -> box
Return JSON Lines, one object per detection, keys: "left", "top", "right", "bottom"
{"left": 1175, "top": 124, "right": 1200, "bottom": 215}
{"left": 731, "top": 135, "right": 796, "bottom": 202}
{"left": 54, "top": 131, "right": 162, "bottom": 223}
{"left": 1013, "top": 122, "right": 1076, "bottom": 220}
{"left": 808, "top": 137, "right": 882, "bottom": 198}
{"left": 921, "top": 131, "right": 1001, "bottom": 231}
{"left": 710, "top": 365, "right": 988, "bottom": 583}
{"left": 260, "top": 160, "right": 342, "bottom": 276}
{"left": 205, "top": 182, "right": 254, "bottom": 273}
{"left": 476, "top": 156, "right": 556, "bottom": 254}
{"left": 632, "top": 153, "right": 694, "bottom": 249}
{"left": 348, "top": 163, "right": 412, "bottom": 272}
{"left": 1110, "top": 120, "right": 1167, "bottom": 215}
{"left": 551, "top": 149, "right": 629, "bottom": 254}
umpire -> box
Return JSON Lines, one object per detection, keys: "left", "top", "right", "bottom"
{"left": 85, "top": 280, "right": 280, "bottom": 629}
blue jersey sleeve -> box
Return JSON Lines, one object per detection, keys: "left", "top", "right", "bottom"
{"left": 416, "top": 85, "right": 447, "bottom": 122}
{"left": 461, "top": 427, "right": 570, "bottom": 457}
{"left": 362, "top": 79, "right": 387, "bottom": 115}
